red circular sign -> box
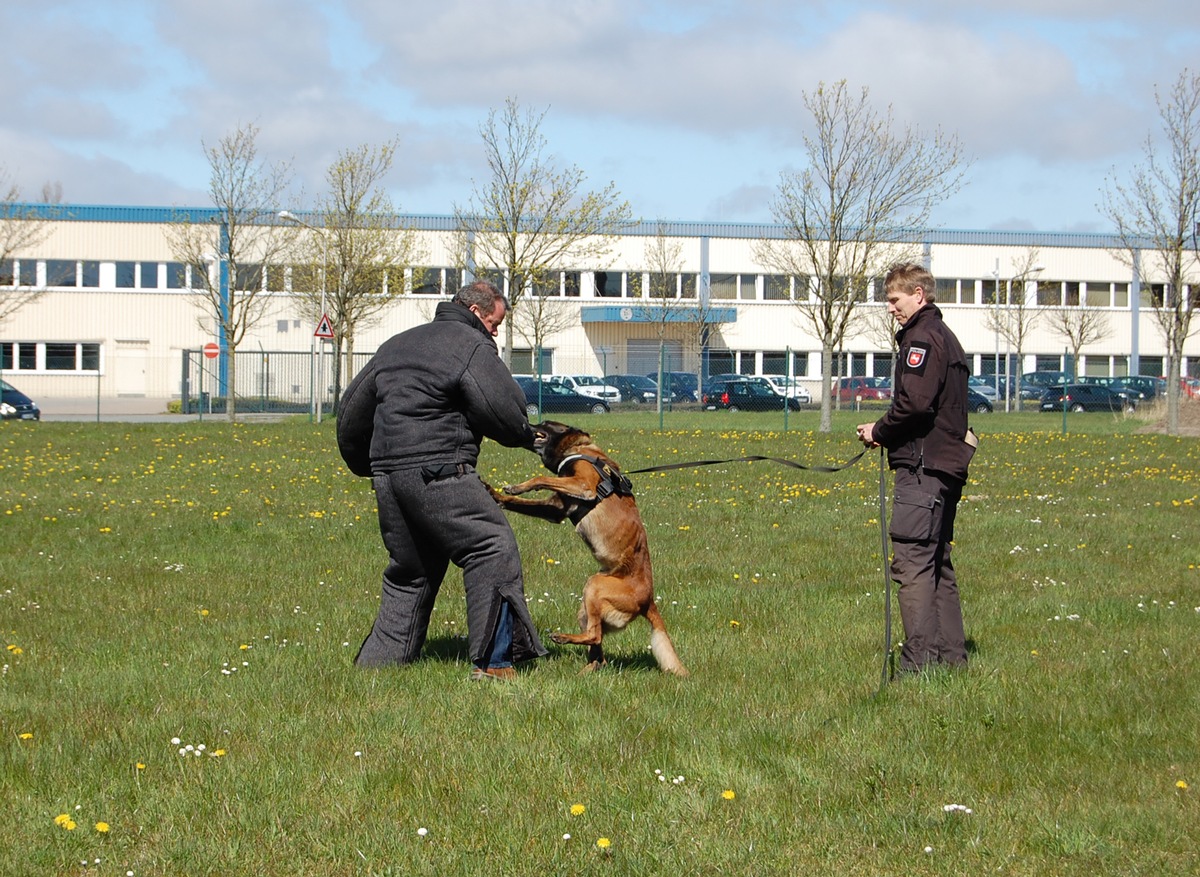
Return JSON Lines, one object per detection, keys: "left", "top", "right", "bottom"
{"left": 203, "top": 342, "right": 220, "bottom": 359}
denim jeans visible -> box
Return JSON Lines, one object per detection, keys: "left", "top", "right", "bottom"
{"left": 486, "top": 600, "right": 513, "bottom": 669}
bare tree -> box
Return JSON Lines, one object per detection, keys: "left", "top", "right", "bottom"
{"left": 509, "top": 290, "right": 578, "bottom": 374}
{"left": 631, "top": 222, "right": 695, "bottom": 411}
{"left": 1046, "top": 307, "right": 1112, "bottom": 379}
{"left": 1102, "top": 68, "right": 1200, "bottom": 434}
{"left": 288, "top": 141, "right": 425, "bottom": 414}
{"left": 0, "top": 171, "right": 60, "bottom": 327}
{"left": 167, "top": 124, "right": 295, "bottom": 421}
{"left": 757, "top": 80, "right": 966, "bottom": 432}
{"left": 453, "top": 97, "right": 633, "bottom": 366}
{"left": 983, "top": 249, "right": 1046, "bottom": 411}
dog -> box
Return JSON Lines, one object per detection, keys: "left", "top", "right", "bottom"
{"left": 489, "top": 421, "right": 688, "bottom": 676}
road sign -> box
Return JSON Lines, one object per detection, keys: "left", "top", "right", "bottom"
{"left": 315, "top": 314, "right": 335, "bottom": 339}
{"left": 203, "top": 342, "right": 220, "bottom": 359}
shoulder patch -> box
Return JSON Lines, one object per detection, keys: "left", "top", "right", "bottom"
{"left": 906, "top": 346, "right": 928, "bottom": 369}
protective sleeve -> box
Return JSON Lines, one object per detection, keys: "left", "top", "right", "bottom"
{"left": 460, "top": 347, "right": 535, "bottom": 449}
{"left": 336, "top": 360, "right": 379, "bottom": 477}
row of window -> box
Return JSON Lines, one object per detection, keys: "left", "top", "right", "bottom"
{"left": 2, "top": 338, "right": 1182, "bottom": 382}
{"left": 5, "top": 258, "right": 1195, "bottom": 310}
{"left": 2, "top": 341, "right": 101, "bottom": 373}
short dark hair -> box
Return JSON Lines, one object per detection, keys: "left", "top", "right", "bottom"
{"left": 453, "top": 280, "right": 509, "bottom": 314}
{"left": 884, "top": 262, "right": 937, "bottom": 302}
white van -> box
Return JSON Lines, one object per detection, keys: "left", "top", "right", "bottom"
{"left": 545, "top": 375, "right": 622, "bottom": 404}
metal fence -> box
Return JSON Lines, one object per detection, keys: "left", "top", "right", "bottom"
{"left": 180, "top": 348, "right": 374, "bottom": 416}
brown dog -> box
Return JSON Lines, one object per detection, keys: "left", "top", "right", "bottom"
{"left": 490, "top": 421, "right": 688, "bottom": 676}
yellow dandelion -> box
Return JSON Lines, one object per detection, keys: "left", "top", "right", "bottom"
{"left": 1177, "top": 780, "right": 1189, "bottom": 790}
{"left": 570, "top": 803, "right": 586, "bottom": 816}
{"left": 7, "top": 645, "right": 22, "bottom": 655}
{"left": 54, "top": 814, "right": 71, "bottom": 827}
{"left": 722, "top": 789, "right": 737, "bottom": 800}
{"left": 95, "top": 821, "right": 110, "bottom": 833}
{"left": 19, "top": 732, "right": 33, "bottom": 740}
{"left": 199, "top": 608, "right": 210, "bottom": 617}
{"left": 729, "top": 619, "right": 740, "bottom": 628}
{"left": 136, "top": 762, "right": 146, "bottom": 770}
{"left": 596, "top": 837, "right": 612, "bottom": 850}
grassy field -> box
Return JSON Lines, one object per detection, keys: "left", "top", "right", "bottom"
{"left": 2, "top": 408, "right": 1197, "bottom": 876}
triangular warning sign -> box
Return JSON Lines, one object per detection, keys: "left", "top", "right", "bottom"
{"left": 314, "top": 314, "right": 335, "bottom": 339}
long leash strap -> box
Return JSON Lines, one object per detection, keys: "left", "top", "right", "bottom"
{"left": 877, "top": 447, "right": 893, "bottom": 695}
{"left": 626, "top": 449, "right": 866, "bottom": 476}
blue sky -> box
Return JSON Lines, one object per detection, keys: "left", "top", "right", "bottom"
{"left": 4, "top": 0, "right": 1199, "bottom": 233}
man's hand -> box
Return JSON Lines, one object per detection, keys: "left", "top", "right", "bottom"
{"left": 856, "top": 422, "right": 880, "bottom": 448}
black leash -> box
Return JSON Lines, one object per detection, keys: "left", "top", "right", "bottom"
{"left": 625, "top": 449, "right": 867, "bottom": 476}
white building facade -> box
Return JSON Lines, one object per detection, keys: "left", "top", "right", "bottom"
{"left": 2, "top": 205, "right": 1197, "bottom": 407}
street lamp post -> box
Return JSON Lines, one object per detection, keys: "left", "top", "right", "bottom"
{"left": 992, "top": 258, "right": 1001, "bottom": 403}
{"left": 278, "top": 211, "right": 329, "bottom": 423}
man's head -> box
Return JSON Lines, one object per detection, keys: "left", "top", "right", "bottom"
{"left": 453, "top": 280, "right": 509, "bottom": 337}
{"left": 883, "top": 262, "right": 936, "bottom": 326}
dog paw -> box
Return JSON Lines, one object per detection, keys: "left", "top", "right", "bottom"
{"left": 502, "top": 484, "right": 525, "bottom": 495}
{"left": 549, "top": 633, "right": 569, "bottom": 644}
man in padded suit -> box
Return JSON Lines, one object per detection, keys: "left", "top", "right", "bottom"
{"left": 338, "top": 279, "right": 547, "bottom": 680}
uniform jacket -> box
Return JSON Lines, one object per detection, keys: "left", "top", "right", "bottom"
{"left": 871, "top": 303, "right": 974, "bottom": 481}
{"left": 337, "top": 302, "right": 534, "bottom": 476}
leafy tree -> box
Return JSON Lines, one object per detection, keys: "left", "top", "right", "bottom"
{"left": 167, "top": 123, "right": 295, "bottom": 421}
{"left": 453, "top": 98, "right": 633, "bottom": 366}
{"left": 1102, "top": 68, "right": 1200, "bottom": 434}
{"left": 287, "top": 141, "right": 424, "bottom": 414}
{"left": 757, "top": 80, "right": 966, "bottom": 432}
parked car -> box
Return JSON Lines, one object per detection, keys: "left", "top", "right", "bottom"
{"left": 1039, "top": 384, "right": 1136, "bottom": 413}
{"left": 0, "top": 379, "right": 40, "bottom": 420}
{"left": 514, "top": 377, "right": 610, "bottom": 418}
{"left": 544, "top": 374, "right": 622, "bottom": 404}
{"left": 1110, "top": 375, "right": 1167, "bottom": 401}
{"left": 967, "top": 376, "right": 998, "bottom": 400}
{"left": 603, "top": 374, "right": 658, "bottom": 405}
{"left": 833, "top": 376, "right": 892, "bottom": 404}
{"left": 649, "top": 371, "right": 699, "bottom": 403}
{"left": 703, "top": 379, "right": 803, "bottom": 412}
{"left": 1022, "top": 371, "right": 1073, "bottom": 397}
{"left": 760, "top": 375, "right": 812, "bottom": 404}
{"left": 966, "top": 388, "right": 993, "bottom": 413}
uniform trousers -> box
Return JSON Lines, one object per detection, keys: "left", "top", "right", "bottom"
{"left": 889, "top": 466, "right": 967, "bottom": 671}
{"left": 355, "top": 464, "right": 547, "bottom": 668}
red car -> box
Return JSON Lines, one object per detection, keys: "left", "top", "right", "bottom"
{"left": 833, "top": 377, "right": 892, "bottom": 404}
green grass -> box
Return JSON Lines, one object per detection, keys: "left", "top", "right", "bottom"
{"left": 2, "top": 410, "right": 1198, "bottom": 875}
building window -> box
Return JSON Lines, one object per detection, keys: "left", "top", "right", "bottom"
{"left": 82, "top": 261, "right": 100, "bottom": 287}
{"left": 1084, "top": 282, "right": 1110, "bottom": 308}
{"left": 707, "top": 350, "right": 735, "bottom": 373}
{"left": 46, "top": 259, "right": 76, "bottom": 286}
{"left": 959, "top": 279, "right": 977, "bottom": 305}
{"left": 166, "top": 262, "right": 187, "bottom": 289}
{"left": 511, "top": 348, "right": 553, "bottom": 374}
{"left": 594, "top": 270, "right": 621, "bottom": 297}
{"left": 116, "top": 261, "right": 137, "bottom": 288}
{"left": 739, "top": 273, "right": 757, "bottom": 300}
{"left": 762, "top": 351, "right": 789, "bottom": 374}
{"left": 709, "top": 273, "right": 737, "bottom": 299}
{"left": 0, "top": 259, "right": 13, "bottom": 285}
{"left": 763, "top": 275, "right": 790, "bottom": 300}
{"left": 139, "top": 263, "right": 159, "bottom": 288}
{"left": 1064, "top": 281, "right": 1080, "bottom": 306}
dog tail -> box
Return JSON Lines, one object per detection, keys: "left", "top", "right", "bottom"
{"left": 646, "top": 604, "right": 689, "bottom": 676}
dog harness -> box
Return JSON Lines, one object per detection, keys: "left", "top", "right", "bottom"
{"left": 556, "top": 454, "right": 634, "bottom": 499}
